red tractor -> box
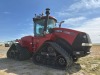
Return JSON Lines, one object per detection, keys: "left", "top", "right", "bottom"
{"left": 7, "top": 8, "right": 92, "bottom": 69}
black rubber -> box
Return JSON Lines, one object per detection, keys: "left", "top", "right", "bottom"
{"left": 32, "top": 42, "right": 73, "bottom": 69}
{"left": 48, "top": 42, "right": 73, "bottom": 67}
{"left": 7, "top": 43, "right": 32, "bottom": 61}
{"left": 7, "top": 44, "right": 16, "bottom": 58}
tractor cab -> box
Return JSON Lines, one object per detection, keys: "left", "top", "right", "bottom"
{"left": 33, "top": 9, "right": 57, "bottom": 36}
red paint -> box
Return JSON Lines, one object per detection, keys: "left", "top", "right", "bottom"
{"left": 53, "top": 28, "right": 80, "bottom": 45}
{"left": 18, "top": 27, "right": 81, "bottom": 53}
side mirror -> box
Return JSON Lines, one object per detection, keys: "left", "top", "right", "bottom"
{"left": 59, "top": 21, "right": 64, "bottom": 28}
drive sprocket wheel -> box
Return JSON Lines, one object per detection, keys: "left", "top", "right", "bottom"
{"left": 56, "top": 56, "right": 66, "bottom": 68}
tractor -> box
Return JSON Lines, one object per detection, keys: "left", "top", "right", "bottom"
{"left": 7, "top": 8, "right": 92, "bottom": 69}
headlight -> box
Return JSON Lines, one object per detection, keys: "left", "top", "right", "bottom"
{"left": 82, "top": 43, "right": 92, "bottom": 46}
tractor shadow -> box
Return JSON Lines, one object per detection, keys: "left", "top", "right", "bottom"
{"left": 65, "top": 63, "right": 81, "bottom": 74}
{"left": 0, "top": 58, "right": 81, "bottom": 75}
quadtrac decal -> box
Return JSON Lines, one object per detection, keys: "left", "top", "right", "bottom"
{"left": 55, "top": 30, "right": 75, "bottom": 36}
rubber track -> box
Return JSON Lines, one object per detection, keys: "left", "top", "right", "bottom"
{"left": 47, "top": 42, "right": 73, "bottom": 67}
{"left": 7, "top": 43, "right": 31, "bottom": 60}
{"left": 15, "top": 43, "right": 31, "bottom": 60}
{"left": 7, "top": 44, "right": 16, "bottom": 58}
{"left": 33, "top": 42, "right": 73, "bottom": 69}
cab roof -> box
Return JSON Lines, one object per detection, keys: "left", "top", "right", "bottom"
{"left": 33, "top": 16, "right": 57, "bottom": 22}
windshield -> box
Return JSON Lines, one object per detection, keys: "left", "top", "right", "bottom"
{"left": 34, "top": 19, "right": 56, "bottom": 36}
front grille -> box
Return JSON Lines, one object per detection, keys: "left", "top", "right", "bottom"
{"left": 72, "top": 33, "right": 91, "bottom": 51}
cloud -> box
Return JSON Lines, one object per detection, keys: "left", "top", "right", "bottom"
{"left": 68, "top": 0, "right": 100, "bottom": 11}
{"left": 64, "top": 17, "right": 86, "bottom": 27}
{"left": 0, "top": 12, "right": 10, "bottom": 14}
{"left": 56, "top": 12, "right": 71, "bottom": 17}
{"left": 56, "top": 0, "right": 100, "bottom": 17}
{"left": 71, "top": 17, "right": 100, "bottom": 43}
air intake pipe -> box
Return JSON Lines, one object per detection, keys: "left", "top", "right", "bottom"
{"left": 43, "top": 8, "right": 50, "bottom": 35}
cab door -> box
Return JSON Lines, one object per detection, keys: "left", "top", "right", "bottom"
{"left": 33, "top": 18, "right": 56, "bottom": 52}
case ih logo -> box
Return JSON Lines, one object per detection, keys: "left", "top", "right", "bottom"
{"left": 55, "top": 30, "right": 75, "bottom": 36}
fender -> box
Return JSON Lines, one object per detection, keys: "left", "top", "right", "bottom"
{"left": 55, "top": 38, "right": 74, "bottom": 56}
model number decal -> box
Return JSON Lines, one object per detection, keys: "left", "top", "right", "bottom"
{"left": 55, "top": 30, "right": 75, "bottom": 36}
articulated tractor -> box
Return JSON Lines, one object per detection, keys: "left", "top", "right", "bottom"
{"left": 7, "top": 8, "right": 92, "bottom": 69}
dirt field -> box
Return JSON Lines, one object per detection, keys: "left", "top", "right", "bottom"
{"left": 0, "top": 45, "right": 100, "bottom": 75}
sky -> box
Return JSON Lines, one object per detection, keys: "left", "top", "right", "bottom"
{"left": 0, "top": 0, "right": 100, "bottom": 43}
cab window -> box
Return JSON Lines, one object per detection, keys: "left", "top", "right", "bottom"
{"left": 34, "top": 19, "right": 56, "bottom": 36}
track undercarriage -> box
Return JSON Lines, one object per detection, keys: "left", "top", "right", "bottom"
{"left": 7, "top": 42, "right": 73, "bottom": 69}
{"left": 32, "top": 42, "right": 73, "bottom": 69}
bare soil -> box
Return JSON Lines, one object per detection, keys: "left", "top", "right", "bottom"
{"left": 0, "top": 45, "right": 100, "bottom": 75}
